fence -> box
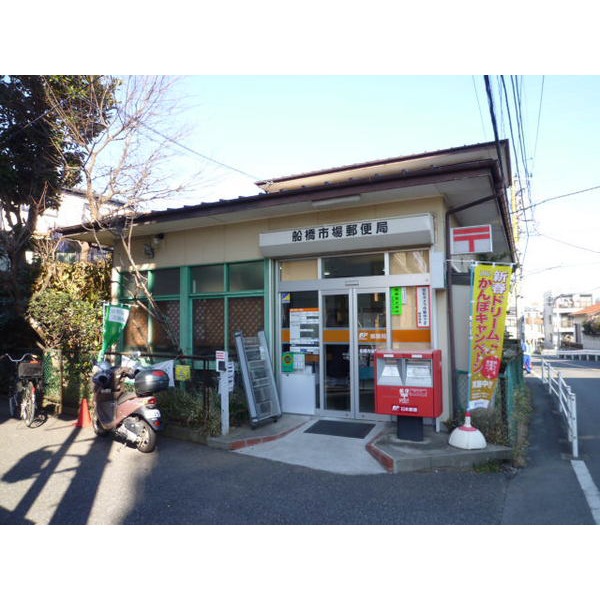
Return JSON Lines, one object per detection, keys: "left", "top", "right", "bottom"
{"left": 39, "top": 350, "right": 223, "bottom": 415}
{"left": 557, "top": 349, "right": 600, "bottom": 362}
{"left": 541, "top": 358, "right": 579, "bottom": 458}
{"left": 455, "top": 354, "right": 525, "bottom": 446}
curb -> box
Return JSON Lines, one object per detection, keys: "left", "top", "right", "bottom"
{"left": 208, "top": 420, "right": 308, "bottom": 450}
{"left": 367, "top": 429, "right": 513, "bottom": 474}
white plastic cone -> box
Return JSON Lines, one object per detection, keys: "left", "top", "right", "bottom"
{"left": 448, "top": 412, "right": 487, "bottom": 450}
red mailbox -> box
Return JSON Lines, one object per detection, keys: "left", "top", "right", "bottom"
{"left": 374, "top": 349, "right": 443, "bottom": 418}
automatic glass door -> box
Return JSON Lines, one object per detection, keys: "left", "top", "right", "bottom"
{"left": 322, "top": 289, "right": 387, "bottom": 419}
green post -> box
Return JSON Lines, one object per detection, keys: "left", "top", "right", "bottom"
{"left": 179, "top": 266, "right": 192, "bottom": 356}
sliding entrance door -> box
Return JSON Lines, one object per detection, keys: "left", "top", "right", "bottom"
{"left": 322, "top": 289, "right": 387, "bottom": 419}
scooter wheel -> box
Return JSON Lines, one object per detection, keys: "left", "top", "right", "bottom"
{"left": 136, "top": 420, "right": 157, "bottom": 453}
{"left": 92, "top": 413, "right": 109, "bottom": 437}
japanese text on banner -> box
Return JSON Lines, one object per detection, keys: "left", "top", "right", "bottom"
{"left": 468, "top": 264, "right": 512, "bottom": 410}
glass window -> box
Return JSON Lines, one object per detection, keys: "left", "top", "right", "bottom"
{"left": 322, "top": 254, "right": 384, "bottom": 278}
{"left": 120, "top": 271, "right": 148, "bottom": 298}
{"left": 153, "top": 268, "right": 180, "bottom": 296}
{"left": 191, "top": 265, "right": 224, "bottom": 293}
{"left": 229, "top": 261, "right": 264, "bottom": 291}
{"left": 281, "top": 291, "right": 319, "bottom": 328}
{"left": 325, "top": 294, "right": 350, "bottom": 327}
{"left": 390, "top": 250, "right": 429, "bottom": 275}
{"left": 391, "top": 286, "right": 432, "bottom": 350}
{"left": 280, "top": 259, "right": 318, "bottom": 281}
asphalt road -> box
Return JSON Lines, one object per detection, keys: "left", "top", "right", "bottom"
{"left": 543, "top": 357, "right": 600, "bottom": 497}
{"left": 0, "top": 367, "right": 595, "bottom": 525}
{"left": 0, "top": 407, "right": 508, "bottom": 525}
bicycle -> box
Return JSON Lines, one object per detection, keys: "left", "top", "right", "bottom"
{"left": 1, "top": 353, "right": 43, "bottom": 427}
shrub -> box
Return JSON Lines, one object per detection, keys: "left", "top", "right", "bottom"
{"left": 583, "top": 315, "right": 600, "bottom": 336}
{"left": 157, "top": 387, "right": 221, "bottom": 436}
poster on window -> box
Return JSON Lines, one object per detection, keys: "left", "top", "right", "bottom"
{"left": 468, "top": 263, "right": 512, "bottom": 410}
{"left": 416, "top": 286, "right": 430, "bottom": 328}
{"left": 290, "top": 308, "right": 319, "bottom": 353}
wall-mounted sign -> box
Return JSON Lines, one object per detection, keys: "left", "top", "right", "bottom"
{"left": 416, "top": 286, "right": 430, "bottom": 328}
{"left": 175, "top": 365, "right": 192, "bottom": 381}
{"left": 259, "top": 214, "right": 434, "bottom": 257}
{"left": 390, "top": 287, "right": 406, "bottom": 316}
{"left": 451, "top": 225, "right": 493, "bottom": 255}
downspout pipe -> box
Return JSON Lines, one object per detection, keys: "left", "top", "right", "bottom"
{"left": 445, "top": 193, "right": 501, "bottom": 420}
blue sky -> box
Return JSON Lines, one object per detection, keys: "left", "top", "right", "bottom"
{"left": 8, "top": 1, "right": 600, "bottom": 307}
{"left": 163, "top": 75, "right": 600, "bottom": 306}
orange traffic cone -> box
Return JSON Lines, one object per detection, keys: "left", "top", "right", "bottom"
{"left": 75, "top": 398, "right": 92, "bottom": 428}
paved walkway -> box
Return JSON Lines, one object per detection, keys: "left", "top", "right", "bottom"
{"left": 502, "top": 371, "right": 594, "bottom": 524}
{"left": 0, "top": 364, "right": 595, "bottom": 524}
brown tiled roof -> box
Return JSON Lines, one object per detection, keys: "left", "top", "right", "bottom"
{"left": 571, "top": 302, "right": 600, "bottom": 316}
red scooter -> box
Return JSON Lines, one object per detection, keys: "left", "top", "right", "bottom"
{"left": 91, "top": 357, "right": 168, "bottom": 453}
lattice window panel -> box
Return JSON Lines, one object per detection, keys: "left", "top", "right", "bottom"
{"left": 153, "top": 300, "right": 180, "bottom": 352}
{"left": 193, "top": 298, "right": 225, "bottom": 355}
{"left": 228, "top": 297, "right": 264, "bottom": 349}
{"left": 124, "top": 304, "right": 149, "bottom": 350}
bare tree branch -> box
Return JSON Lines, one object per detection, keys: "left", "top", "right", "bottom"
{"left": 44, "top": 75, "right": 200, "bottom": 352}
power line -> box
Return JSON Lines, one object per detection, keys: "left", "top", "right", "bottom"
{"left": 532, "top": 76, "right": 545, "bottom": 169}
{"left": 472, "top": 76, "right": 488, "bottom": 138}
{"left": 524, "top": 261, "right": 600, "bottom": 276}
{"left": 511, "top": 76, "right": 530, "bottom": 180}
{"left": 535, "top": 232, "right": 600, "bottom": 254}
{"left": 500, "top": 76, "right": 523, "bottom": 184}
{"left": 484, "top": 76, "right": 507, "bottom": 187}
{"left": 0, "top": 76, "right": 262, "bottom": 184}
{"left": 525, "top": 183, "right": 600, "bottom": 211}
{"left": 141, "top": 123, "right": 261, "bottom": 182}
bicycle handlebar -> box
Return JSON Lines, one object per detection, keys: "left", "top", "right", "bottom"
{"left": 0, "top": 353, "right": 40, "bottom": 363}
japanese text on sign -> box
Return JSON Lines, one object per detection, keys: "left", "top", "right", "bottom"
{"left": 390, "top": 287, "right": 405, "bottom": 316}
{"left": 468, "top": 264, "right": 512, "bottom": 410}
{"left": 416, "top": 286, "right": 430, "bottom": 328}
{"left": 290, "top": 220, "right": 389, "bottom": 243}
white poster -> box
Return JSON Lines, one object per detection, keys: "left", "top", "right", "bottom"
{"left": 416, "top": 286, "right": 430, "bottom": 328}
{"left": 290, "top": 308, "right": 319, "bottom": 353}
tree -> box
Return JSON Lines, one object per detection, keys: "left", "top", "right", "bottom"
{"left": 44, "top": 75, "right": 196, "bottom": 352}
{"left": 27, "top": 234, "right": 111, "bottom": 351}
{"left": 583, "top": 315, "right": 600, "bottom": 336}
{"left": 0, "top": 75, "right": 116, "bottom": 314}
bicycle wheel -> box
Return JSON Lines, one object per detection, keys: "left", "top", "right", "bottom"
{"left": 21, "top": 382, "right": 36, "bottom": 427}
{"left": 8, "top": 390, "right": 21, "bottom": 418}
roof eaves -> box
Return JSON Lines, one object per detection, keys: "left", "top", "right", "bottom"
{"left": 255, "top": 140, "right": 510, "bottom": 188}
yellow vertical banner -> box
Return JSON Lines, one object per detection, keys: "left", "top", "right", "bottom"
{"left": 468, "top": 263, "right": 513, "bottom": 410}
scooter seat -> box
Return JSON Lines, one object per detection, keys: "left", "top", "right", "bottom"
{"left": 116, "top": 391, "right": 137, "bottom": 405}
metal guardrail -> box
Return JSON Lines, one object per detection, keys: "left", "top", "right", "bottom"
{"left": 541, "top": 359, "right": 579, "bottom": 458}
{"left": 557, "top": 349, "right": 600, "bottom": 361}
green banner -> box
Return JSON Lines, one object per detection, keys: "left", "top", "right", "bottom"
{"left": 99, "top": 304, "right": 130, "bottom": 360}
{"left": 390, "top": 287, "right": 405, "bottom": 316}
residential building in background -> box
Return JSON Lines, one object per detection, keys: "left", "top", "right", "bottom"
{"left": 572, "top": 302, "right": 600, "bottom": 351}
{"left": 543, "top": 292, "right": 594, "bottom": 349}
{"left": 521, "top": 304, "right": 545, "bottom": 353}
